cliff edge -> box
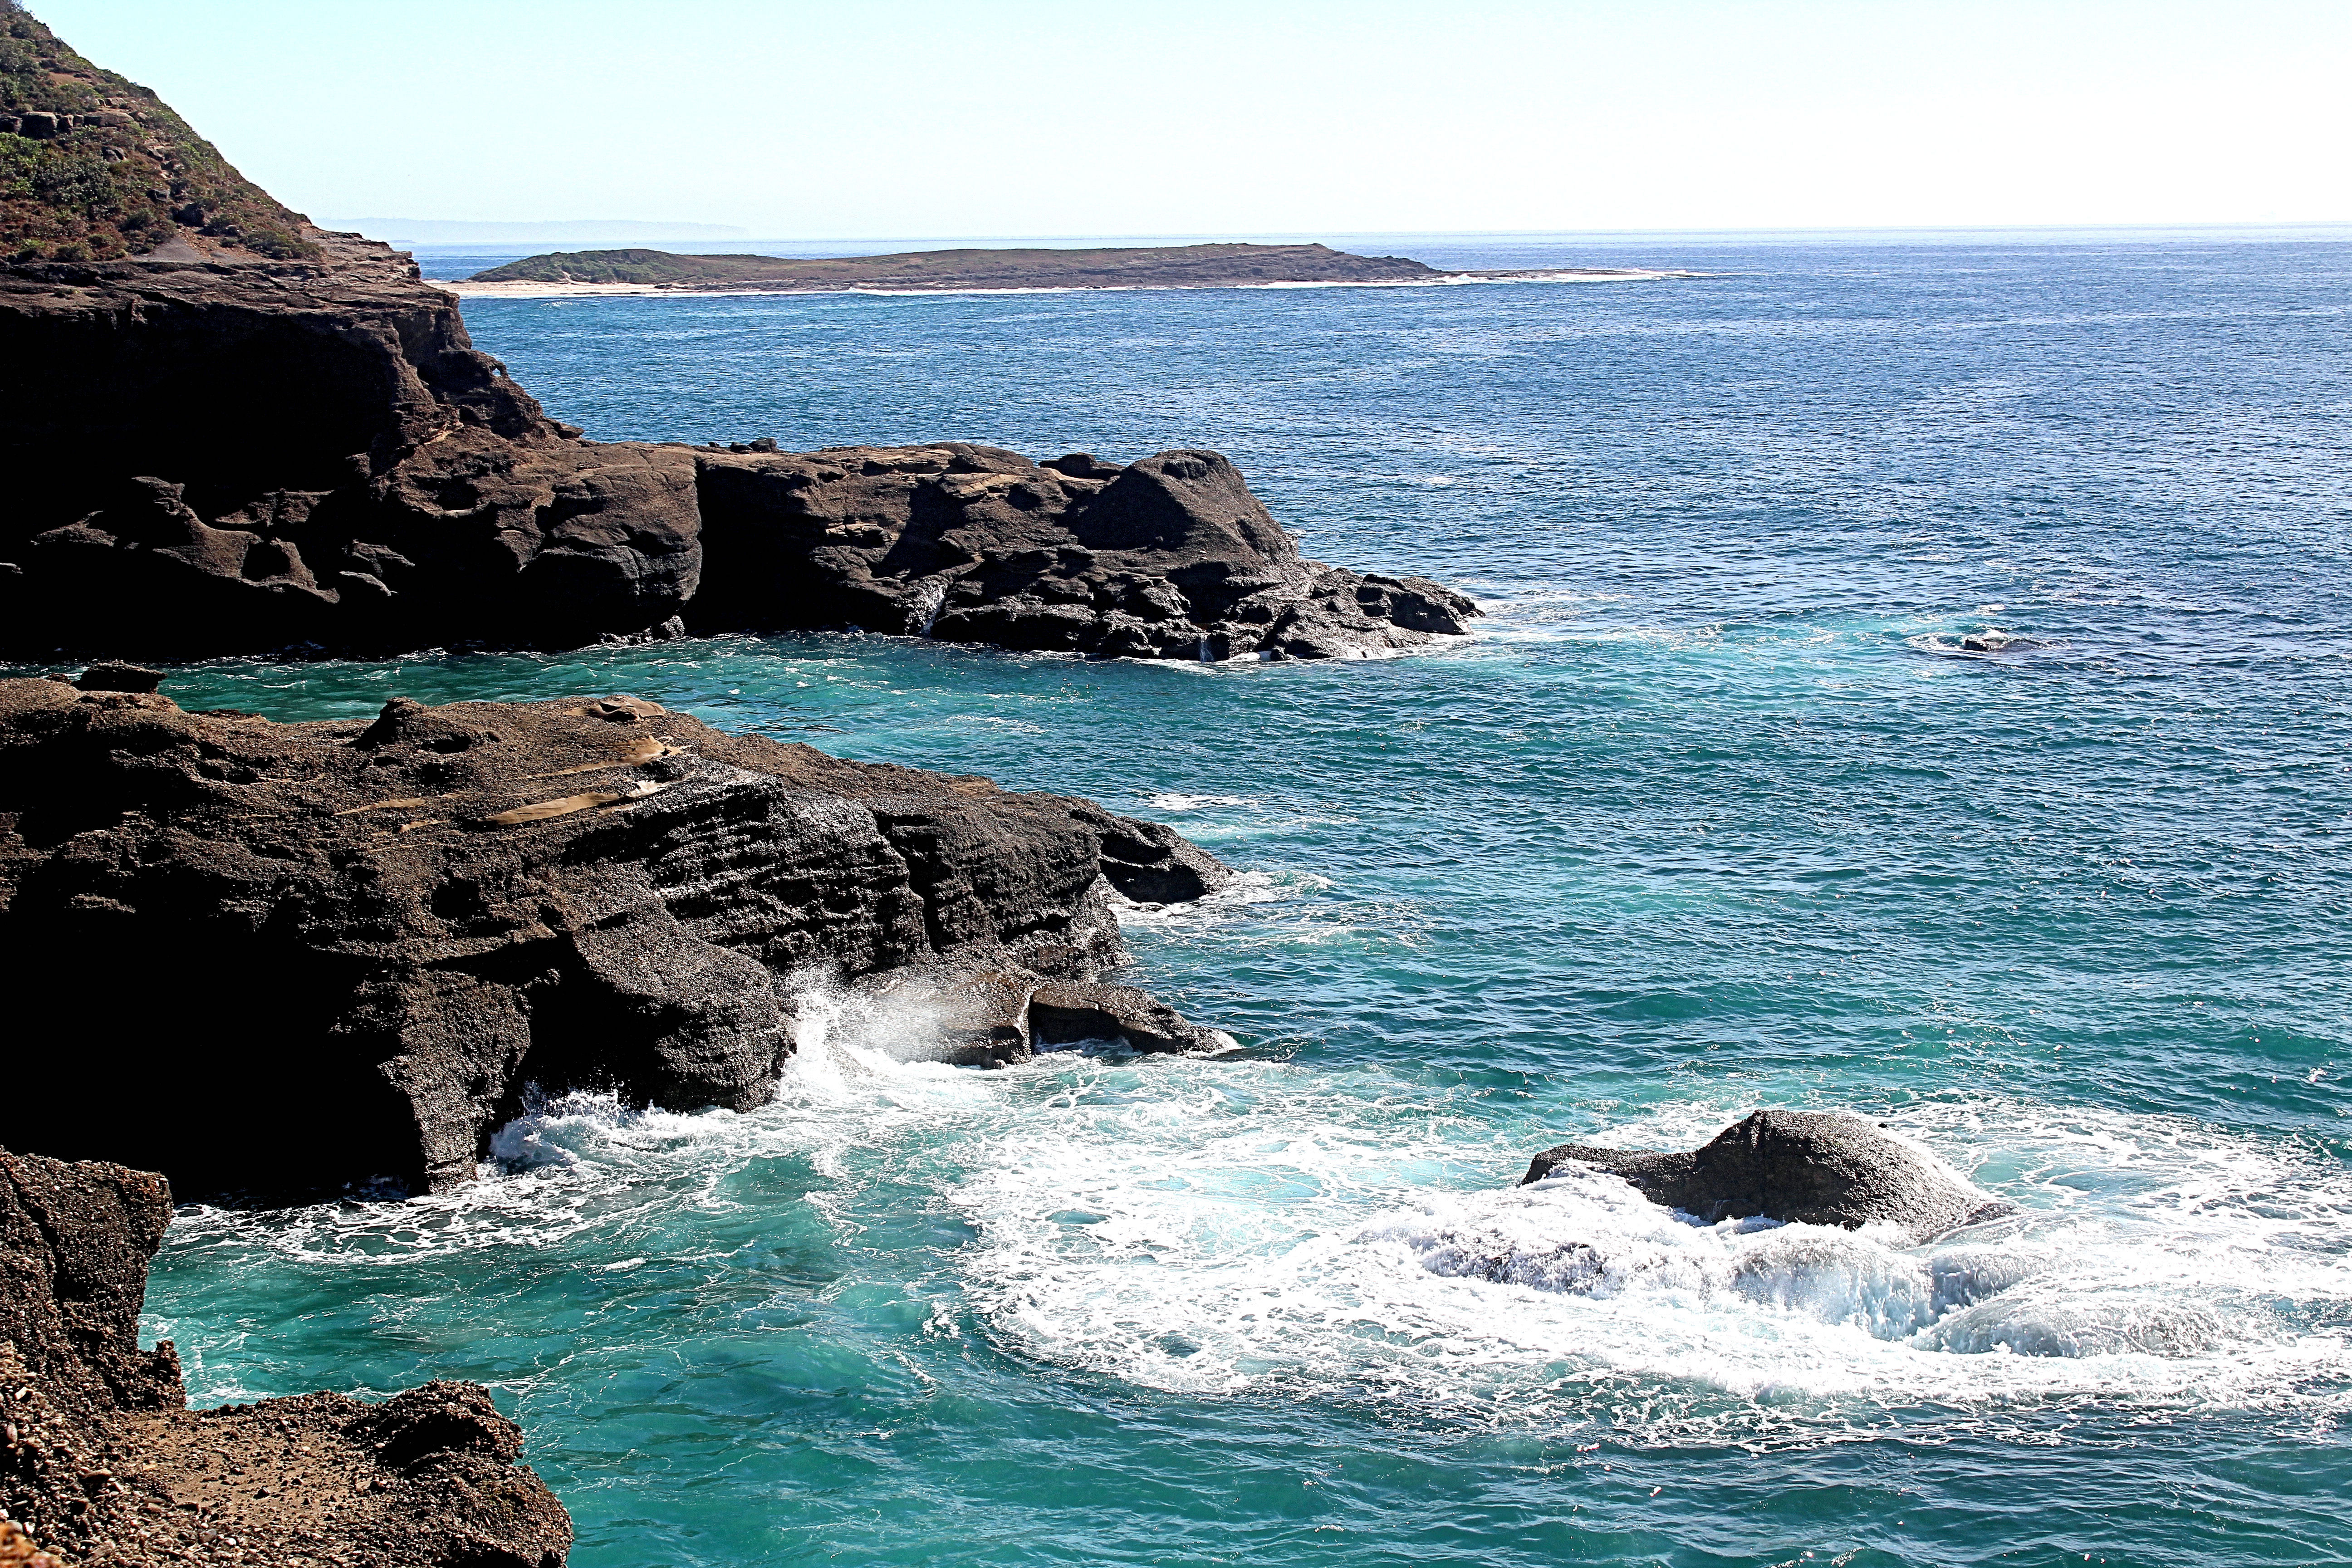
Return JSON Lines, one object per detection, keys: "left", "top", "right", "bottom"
{"left": 0, "top": 676, "right": 1235, "bottom": 1198}
{"left": 0, "top": 1146, "right": 573, "bottom": 1566}
{"left": 0, "top": 8, "right": 1475, "bottom": 662}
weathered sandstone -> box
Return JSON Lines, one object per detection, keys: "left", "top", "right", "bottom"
{"left": 0, "top": 1146, "right": 573, "bottom": 1567}
{"left": 0, "top": 678, "right": 1233, "bottom": 1197}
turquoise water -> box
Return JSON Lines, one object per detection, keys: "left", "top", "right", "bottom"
{"left": 90, "top": 236, "right": 2352, "bottom": 1563}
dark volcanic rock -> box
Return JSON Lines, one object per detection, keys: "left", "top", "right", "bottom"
{"left": 1521, "top": 1110, "right": 2013, "bottom": 1243}
{"left": 0, "top": 680, "right": 1232, "bottom": 1197}
{"left": 1027, "top": 983, "right": 1239, "bottom": 1056}
{"left": 693, "top": 443, "right": 1479, "bottom": 661}
{"left": 0, "top": 18, "right": 1473, "bottom": 665}
{"left": 0, "top": 246, "right": 1471, "bottom": 660}
{"left": 73, "top": 662, "right": 164, "bottom": 694}
{"left": 0, "top": 235, "right": 707, "bottom": 657}
{"left": 0, "top": 1146, "right": 572, "bottom": 1568}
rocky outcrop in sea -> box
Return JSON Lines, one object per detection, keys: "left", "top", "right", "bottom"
{"left": 1522, "top": 1110, "right": 2014, "bottom": 1244}
{"left": 0, "top": 1145, "right": 573, "bottom": 1566}
{"left": 0, "top": 675, "right": 1235, "bottom": 1198}
{"left": 0, "top": 36, "right": 1476, "bottom": 671}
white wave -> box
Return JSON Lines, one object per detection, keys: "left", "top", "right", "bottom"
{"left": 948, "top": 1087, "right": 2352, "bottom": 1443}
{"left": 1144, "top": 792, "right": 1255, "bottom": 812}
{"left": 153, "top": 1002, "right": 2352, "bottom": 1446}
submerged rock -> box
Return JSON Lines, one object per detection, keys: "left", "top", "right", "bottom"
{"left": 0, "top": 679, "right": 1232, "bottom": 1196}
{"left": 1521, "top": 1110, "right": 2013, "bottom": 1243}
{"left": 0, "top": 1145, "right": 572, "bottom": 1567}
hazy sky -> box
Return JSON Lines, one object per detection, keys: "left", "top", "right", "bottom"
{"left": 33, "top": 0, "right": 2352, "bottom": 238}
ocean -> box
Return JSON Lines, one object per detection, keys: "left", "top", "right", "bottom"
{"left": 86, "top": 231, "right": 2352, "bottom": 1563}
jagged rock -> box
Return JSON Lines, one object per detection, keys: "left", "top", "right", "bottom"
{"left": 0, "top": 679, "right": 1230, "bottom": 1196}
{"left": 694, "top": 443, "right": 1478, "bottom": 661}
{"left": 1098, "top": 813, "right": 1231, "bottom": 903}
{"left": 1027, "top": 983, "right": 1240, "bottom": 1056}
{"left": 0, "top": 237, "right": 707, "bottom": 657}
{"left": 0, "top": 246, "right": 1468, "bottom": 662}
{"left": 0, "top": 1146, "right": 572, "bottom": 1567}
{"left": 1521, "top": 1110, "right": 2014, "bottom": 1244}
{"left": 835, "top": 968, "right": 1236, "bottom": 1068}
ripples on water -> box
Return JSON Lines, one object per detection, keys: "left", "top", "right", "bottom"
{"left": 61, "top": 233, "right": 2352, "bottom": 1564}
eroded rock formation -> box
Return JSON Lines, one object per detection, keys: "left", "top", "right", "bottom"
{"left": 0, "top": 1145, "right": 573, "bottom": 1566}
{"left": 0, "top": 677, "right": 1234, "bottom": 1197}
{"left": 695, "top": 443, "right": 1476, "bottom": 660}
{"left": 0, "top": 234, "right": 710, "bottom": 656}
{"left": 0, "top": 14, "right": 1475, "bottom": 664}
{"left": 1521, "top": 1110, "right": 2014, "bottom": 1244}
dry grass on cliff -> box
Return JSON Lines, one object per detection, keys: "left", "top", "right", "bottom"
{"left": 0, "top": 4, "right": 316, "bottom": 262}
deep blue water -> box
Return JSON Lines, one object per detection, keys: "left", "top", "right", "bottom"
{"left": 73, "top": 235, "right": 2352, "bottom": 1563}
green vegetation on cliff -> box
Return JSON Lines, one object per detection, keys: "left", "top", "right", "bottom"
{"left": 0, "top": 2, "right": 316, "bottom": 262}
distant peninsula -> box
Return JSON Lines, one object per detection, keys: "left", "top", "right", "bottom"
{"left": 451, "top": 241, "right": 1664, "bottom": 295}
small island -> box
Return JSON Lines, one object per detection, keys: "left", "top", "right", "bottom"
{"left": 450, "top": 241, "right": 1667, "bottom": 295}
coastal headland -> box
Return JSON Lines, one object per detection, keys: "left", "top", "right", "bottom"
{"left": 448, "top": 241, "right": 1670, "bottom": 296}
{"left": 0, "top": 227, "right": 1478, "bottom": 659}
{"left": 0, "top": 8, "right": 1276, "bottom": 1560}
{"left": 0, "top": 674, "right": 1237, "bottom": 1200}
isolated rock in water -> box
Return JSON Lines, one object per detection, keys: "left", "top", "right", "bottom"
{"left": 692, "top": 443, "right": 1480, "bottom": 661}
{"left": 0, "top": 679, "right": 1231, "bottom": 1196}
{"left": 1521, "top": 1110, "right": 2013, "bottom": 1243}
{"left": 1956, "top": 630, "right": 2045, "bottom": 652}
{"left": 0, "top": 1146, "right": 573, "bottom": 1567}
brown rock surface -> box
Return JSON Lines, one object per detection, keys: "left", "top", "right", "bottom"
{"left": 0, "top": 1147, "right": 572, "bottom": 1567}
{"left": 0, "top": 10, "right": 1475, "bottom": 664}
{"left": 0, "top": 679, "right": 1231, "bottom": 1197}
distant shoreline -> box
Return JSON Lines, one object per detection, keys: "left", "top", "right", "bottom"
{"left": 442, "top": 240, "right": 1695, "bottom": 297}
{"left": 436, "top": 268, "right": 1689, "bottom": 299}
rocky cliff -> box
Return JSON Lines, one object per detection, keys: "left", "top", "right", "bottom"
{"left": 0, "top": 1145, "right": 573, "bottom": 1567}
{"left": 0, "top": 231, "right": 710, "bottom": 656}
{"left": 0, "top": 10, "right": 1475, "bottom": 663}
{"left": 0, "top": 676, "right": 1233, "bottom": 1198}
